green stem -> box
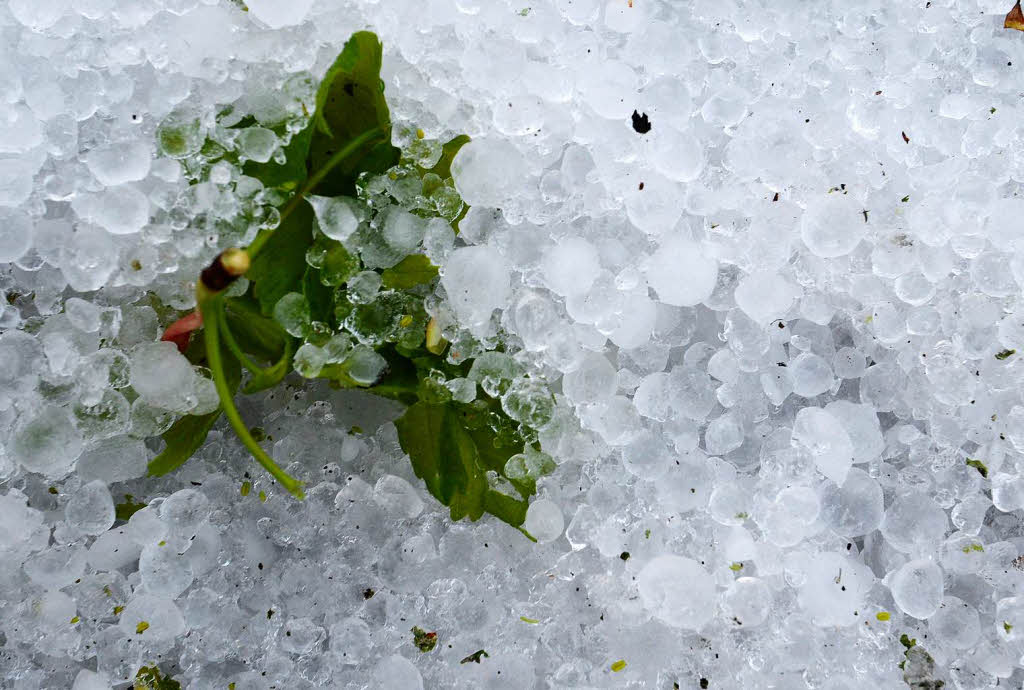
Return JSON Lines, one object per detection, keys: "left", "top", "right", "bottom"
{"left": 200, "top": 296, "right": 305, "bottom": 499}
{"left": 218, "top": 316, "right": 271, "bottom": 376}
{"left": 247, "top": 126, "right": 389, "bottom": 261}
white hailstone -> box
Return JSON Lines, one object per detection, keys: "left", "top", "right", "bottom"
{"left": 929, "top": 597, "right": 981, "bottom": 649}
{"left": 139, "top": 542, "right": 194, "bottom": 599}
{"left": 118, "top": 594, "right": 186, "bottom": 642}
{"left": 832, "top": 347, "right": 866, "bottom": 379}
{"left": 542, "top": 237, "right": 602, "bottom": 297}
{"left": 329, "top": 617, "right": 372, "bottom": 665}
{"left": 523, "top": 499, "right": 564, "bottom": 543}
{"left": 307, "top": 195, "right": 362, "bottom": 242}
{"left": 279, "top": 617, "right": 326, "bottom": 655}
{"left": 84, "top": 140, "right": 151, "bottom": 186}
{"left": 0, "top": 208, "right": 33, "bottom": 263}
{"left": 129, "top": 341, "right": 198, "bottom": 413}
{"left": 722, "top": 577, "right": 772, "bottom": 628}
{"left": 797, "top": 552, "right": 874, "bottom": 627}
{"left": 824, "top": 401, "right": 884, "bottom": 465}
{"left": 71, "top": 670, "right": 113, "bottom": 690}
{"left": 374, "top": 475, "right": 425, "bottom": 519}
{"left": 373, "top": 655, "right": 424, "bottom": 690}
{"left": 10, "top": 404, "right": 84, "bottom": 478}
{"left": 819, "top": 468, "right": 884, "bottom": 537}
{"left": 65, "top": 480, "right": 115, "bottom": 536}
{"left": 791, "top": 407, "right": 855, "bottom": 485}
{"left": 801, "top": 194, "right": 867, "bottom": 258}
{"left": 442, "top": 245, "right": 511, "bottom": 332}
{"left": 76, "top": 436, "right": 148, "bottom": 483}
{"left": 889, "top": 559, "right": 944, "bottom": 619}
{"left": 734, "top": 270, "right": 800, "bottom": 325}
{"left": 562, "top": 352, "right": 618, "bottom": 405}
{"left": 159, "top": 488, "right": 211, "bottom": 552}
{"left": 452, "top": 138, "right": 527, "bottom": 208}
{"left": 638, "top": 555, "right": 715, "bottom": 630}
{"left": 645, "top": 236, "right": 718, "bottom": 307}
{"left": 880, "top": 492, "right": 949, "bottom": 555}
{"left": 789, "top": 353, "right": 834, "bottom": 397}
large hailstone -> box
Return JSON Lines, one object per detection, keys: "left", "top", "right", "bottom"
{"left": 638, "top": 555, "right": 715, "bottom": 630}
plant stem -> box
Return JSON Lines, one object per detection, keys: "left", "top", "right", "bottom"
{"left": 218, "top": 315, "right": 270, "bottom": 375}
{"left": 247, "top": 126, "right": 388, "bottom": 261}
{"left": 200, "top": 295, "right": 305, "bottom": 499}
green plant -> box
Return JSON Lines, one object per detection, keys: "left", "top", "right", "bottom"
{"left": 149, "top": 32, "right": 554, "bottom": 537}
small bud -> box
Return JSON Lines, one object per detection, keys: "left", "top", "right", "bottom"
{"left": 220, "top": 248, "right": 251, "bottom": 276}
{"left": 425, "top": 317, "right": 448, "bottom": 355}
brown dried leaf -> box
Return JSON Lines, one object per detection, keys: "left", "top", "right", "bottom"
{"left": 1005, "top": 1, "right": 1024, "bottom": 31}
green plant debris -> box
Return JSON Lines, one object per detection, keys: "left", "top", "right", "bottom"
{"left": 113, "top": 605, "right": 125, "bottom": 615}
{"left": 996, "top": 348, "right": 1016, "bottom": 360}
{"left": 114, "top": 495, "right": 147, "bottom": 522}
{"left": 134, "top": 665, "right": 182, "bottom": 690}
{"left": 240, "top": 481, "right": 251, "bottom": 497}
{"left": 460, "top": 649, "right": 489, "bottom": 664}
{"left": 610, "top": 660, "right": 627, "bottom": 672}
{"left": 729, "top": 562, "right": 743, "bottom": 571}
{"left": 136, "top": 621, "right": 150, "bottom": 634}
{"left": 520, "top": 616, "right": 540, "bottom": 624}
{"left": 644, "top": 529, "right": 651, "bottom": 539}
{"left": 70, "top": 616, "right": 79, "bottom": 624}
{"left": 1004, "top": 621, "right": 1013, "bottom": 634}
{"left": 734, "top": 512, "right": 749, "bottom": 519}
{"left": 965, "top": 458, "right": 989, "bottom": 478}
{"left": 412, "top": 626, "right": 437, "bottom": 652}
{"left": 620, "top": 551, "right": 630, "bottom": 561}
{"left": 962, "top": 543, "right": 984, "bottom": 553}
{"left": 901, "top": 195, "right": 910, "bottom": 202}
{"left": 876, "top": 611, "right": 890, "bottom": 621}
{"left": 148, "top": 31, "right": 554, "bottom": 537}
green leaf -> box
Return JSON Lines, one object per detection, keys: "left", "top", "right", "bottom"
{"left": 134, "top": 665, "right": 182, "bottom": 690}
{"left": 223, "top": 296, "right": 290, "bottom": 364}
{"left": 242, "top": 124, "right": 313, "bottom": 192}
{"left": 483, "top": 484, "right": 529, "bottom": 529}
{"left": 460, "top": 649, "right": 489, "bottom": 664}
{"left": 380, "top": 254, "right": 439, "bottom": 290}
{"left": 319, "top": 238, "right": 361, "bottom": 286}
{"left": 426, "top": 134, "right": 471, "bottom": 180}
{"left": 394, "top": 401, "right": 534, "bottom": 530}
{"left": 395, "top": 402, "right": 487, "bottom": 522}
{"left": 307, "top": 31, "right": 400, "bottom": 197}
{"left": 147, "top": 348, "right": 242, "bottom": 477}
{"left": 452, "top": 400, "right": 523, "bottom": 474}
{"left": 247, "top": 199, "right": 315, "bottom": 316}
{"left": 302, "top": 266, "right": 335, "bottom": 325}
{"left": 222, "top": 296, "right": 295, "bottom": 393}
{"left": 114, "top": 495, "right": 147, "bottom": 522}
{"left": 966, "top": 457, "right": 989, "bottom": 478}
{"left": 431, "top": 134, "right": 472, "bottom": 233}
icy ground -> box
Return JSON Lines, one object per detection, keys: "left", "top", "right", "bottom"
{"left": 3, "top": 0, "right": 1024, "bottom": 688}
